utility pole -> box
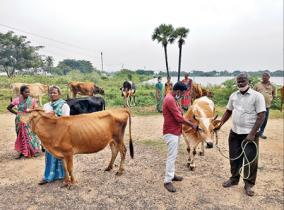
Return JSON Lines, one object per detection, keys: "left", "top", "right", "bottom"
{"left": 100, "top": 52, "right": 104, "bottom": 71}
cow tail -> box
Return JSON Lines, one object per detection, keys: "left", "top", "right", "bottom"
{"left": 128, "top": 110, "right": 134, "bottom": 159}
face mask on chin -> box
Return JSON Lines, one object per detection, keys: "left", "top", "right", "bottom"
{"left": 175, "top": 95, "right": 180, "bottom": 100}
{"left": 238, "top": 84, "right": 249, "bottom": 92}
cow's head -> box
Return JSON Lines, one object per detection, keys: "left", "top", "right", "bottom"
{"left": 193, "top": 114, "right": 219, "bottom": 148}
{"left": 94, "top": 86, "right": 105, "bottom": 95}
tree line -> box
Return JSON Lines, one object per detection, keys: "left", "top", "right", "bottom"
{"left": 0, "top": 31, "right": 97, "bottom": 77}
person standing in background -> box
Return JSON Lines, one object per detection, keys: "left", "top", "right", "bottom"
{"left": 7, "top": 85, "right": 41, "bottom": 159}
{"left": 155, "top": 76, "right": 164, "bottom": 113}
{"left": 164, "top": 76, "right": 173, "bottom": 96}
{"left": 181, "top": 73, "right": 193, "bottom": 111}
{"left": 254, "top": 71, "right": 276, "bottom": 139}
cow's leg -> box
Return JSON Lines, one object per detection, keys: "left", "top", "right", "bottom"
{"left": 133, "top": 95, "right": 136, "bottom": 106}
{"left": 188, "top": 142, "right": 199, "bottom": 171}
{"left": 66, "top": 155, "right": 75, "bottom": 184}
{"left": 126, "top": 96, "right": 130, "bottom": 107}
{"left": 62, "top": 158, "right": 71, "bottom": 187}
{"left": 199, "top": 142, "right": 205, "bottom": 156}
{"left": 183, "top": 134, "right": 191, "bottom": 168}
{"left": 105, "top": 141, "right": 119, "bottom": 171}
{"left": 116, "top": 143, "right": 127, "bottom": 176}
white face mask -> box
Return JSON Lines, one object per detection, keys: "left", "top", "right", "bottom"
{"left": 175, "top": 95, "right": 181, "bottom": 100}
{"left": 238, "top": 84, "right": 249, "bottom": 92}
{"left": 158, "top": 80, "right": 161, "bottom": 83}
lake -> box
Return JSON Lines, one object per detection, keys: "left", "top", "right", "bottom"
{"left": 144, "top": 76, "right": 283, "bottom": 86}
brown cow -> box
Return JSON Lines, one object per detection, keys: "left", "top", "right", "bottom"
{"left": 11, "top": 82, "right": 49, "bottom": 105}
{"left": 191, "top": 83, "right": 212, "bottom": 102}
{"left": 182, "top": 96, "right": 220, "bottom": 170}
{"left": 68, "top": 82, "right": 104, "bottom": 98}
{"left": 22, "top": 108, "right": 133, "bottom": 186}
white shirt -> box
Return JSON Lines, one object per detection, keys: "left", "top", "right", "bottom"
{"left": 227, "top": 88, "right": 266, "bottom": 134}
{"left": 43, "top": 102, "right": 70, "bottom": 116}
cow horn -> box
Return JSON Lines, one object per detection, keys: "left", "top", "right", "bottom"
{"left": 213, "top": 114, "right": 218, "bottom": 121}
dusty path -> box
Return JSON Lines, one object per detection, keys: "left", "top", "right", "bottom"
{"left": 0, "top": 113, "right": 283, "bottom": 210}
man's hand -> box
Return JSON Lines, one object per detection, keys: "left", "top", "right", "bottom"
{"left": 191, "top": 124, "right": 198, "bottom": 131}
{"left": 244, "top": 133, "right": 255, "bottom": 142}
{"left": 213, "top": 121, "right": 223, "bottom": 131}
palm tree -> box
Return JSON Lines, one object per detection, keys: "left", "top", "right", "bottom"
{"left": 152, "top": 24, "right": 175, "bottom": 78}
{"left": 45, "top": 56, "right": 54, "bottom": 74}
{"left": 174, "top": 27, "right": 189, "bottom": 81}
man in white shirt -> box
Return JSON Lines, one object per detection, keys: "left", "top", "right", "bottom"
{"left": 215, "top": 73, "right": 266, "bottom": 196}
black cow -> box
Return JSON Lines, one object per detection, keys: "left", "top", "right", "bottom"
{"left": 66, "top": 96, "right": 105, "bottom": 115}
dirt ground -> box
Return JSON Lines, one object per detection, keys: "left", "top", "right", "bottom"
{"left": 0, "top": 113, "right": 283, "bottom": 210}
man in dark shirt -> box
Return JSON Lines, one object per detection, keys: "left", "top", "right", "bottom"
{"left": 163, "top": 82, "right": 197, "bottom": 193}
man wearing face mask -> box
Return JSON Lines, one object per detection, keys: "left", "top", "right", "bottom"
{"left": 163, "top": 82, "right": 198, "bottom": 193}
{"left": 215, "top": 73, "right": 266, "bottom": 196}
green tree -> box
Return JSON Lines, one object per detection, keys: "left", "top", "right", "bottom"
{"left": 152, "top": 24, "right": 175, "bottom": 78}
{"left": 0, "top": 31, "right": 44, "bottom": 77}
{"left": 173, "top": 27, "right": 189, "bottom": 81}
{"left": 55, "top": 59, "right": 94, "bottom": 75}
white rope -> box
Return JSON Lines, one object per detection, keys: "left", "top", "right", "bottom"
{"left": 214, "top": 131, "right": 259, "bottom": 180}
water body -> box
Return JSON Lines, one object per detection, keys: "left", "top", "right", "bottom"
{"left": 144, "top": 76, "right": 283, "bottom": 86}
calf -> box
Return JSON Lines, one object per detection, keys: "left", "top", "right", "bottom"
{"left": 120, "top": 81, "right": 136, "bottom": 107}
{"left": 182, "top": 96, "right": 220, "bottom": 170}
{"left": 66, "top": 96, "right": 105, "bottom": 115}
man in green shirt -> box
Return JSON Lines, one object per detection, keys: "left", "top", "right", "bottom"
{"left": 155, "top": 76, "right": 163, "bottom": 112}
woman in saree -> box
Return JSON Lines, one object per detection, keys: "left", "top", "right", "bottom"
{"left": 181, "top": 73, "right": 193, "bottom": 111}
{"left": 7, "top": 85, "right": 41, "bottom": 159}
{"left": 38, "top": 85, "right": 70, "bottom": 185}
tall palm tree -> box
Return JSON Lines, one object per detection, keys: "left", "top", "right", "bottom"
{"left": 152, "top": 24, "right": 175, "bottom": 78}
{"left": 45, "top": 56, "right": 54, "bottom": 73}
{"left": 174, "top": 27, "right": 189, "bottom": 81}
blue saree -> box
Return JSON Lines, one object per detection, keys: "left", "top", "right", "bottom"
{"left": 43, "top": 99, "right": 66, "bottom": 182}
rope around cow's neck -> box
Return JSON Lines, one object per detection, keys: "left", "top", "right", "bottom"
{"left": 214, "top": 131, "right": 259, "bottom": 180}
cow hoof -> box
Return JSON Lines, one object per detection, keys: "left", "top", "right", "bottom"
{"left": 206, "top": 142, "right": 213, "bottom": 149}
{"left": 104, "top": 167, "right": 112, "bottom": 171}
{"left": 61, "top": 183, "right": 71, "bottom": 188}
{"left": 199, "top": 152, "right": 204, "bottom": 156}
{"left": 115, "top": 171, "right": 123, "bottom": 176}
{"left": 189, "top": 166, "right": 195, "bottom": 171}
{"left": 186, "top": 163, "right": 191, "bottom": 168}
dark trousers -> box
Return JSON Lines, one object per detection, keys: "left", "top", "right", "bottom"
{"left": 228, "top": 130, "right": 259, "bottom": 186}
{"left": 259, "top": 108, "right": 269, "bottom": 136}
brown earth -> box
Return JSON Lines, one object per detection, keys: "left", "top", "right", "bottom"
{"left": 0, "top": 113, "right": 283, "bottom": 210}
